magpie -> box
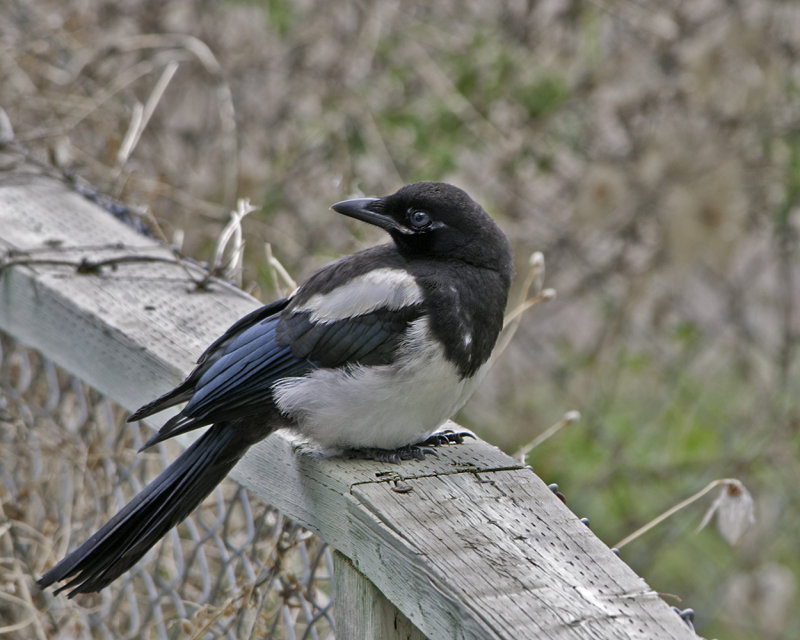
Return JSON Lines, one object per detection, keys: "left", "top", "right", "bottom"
{"left": 38, "top": 181, "right": 513, "bottom": 597}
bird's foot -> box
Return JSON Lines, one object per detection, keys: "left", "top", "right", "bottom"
{"left": 345, "top": 444, "right": 437, "bottom": 464}
{"left": 345, "top": 429, "right": 474, "bottom": 464}
{"left": 419, "top": 428, "right": 475, "bottom": 447}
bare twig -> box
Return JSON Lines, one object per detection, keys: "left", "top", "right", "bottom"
{"left": 116, "top": 61, "right": 180, "bottom": 169}
{"left": 264, "top": 243, "right": 297, "bottom": 295}
{"left": 516, "top": 410, "right": 581, "bottom": 463}
{"left": 492, "top": 252, "right": 555, "bottom": 363}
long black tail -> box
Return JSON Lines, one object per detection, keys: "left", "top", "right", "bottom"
{"left": 38, "top": 422, "right": 253, "bottom": 597}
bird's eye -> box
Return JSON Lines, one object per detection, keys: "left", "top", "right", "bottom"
{"left": 408, "top": 209, "right": 431, "bottom": 230}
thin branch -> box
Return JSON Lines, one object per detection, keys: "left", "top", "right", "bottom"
{"left": 492, "top": 252, "right": 555, "bottom": 363}
{"left": 516, "top": 410, "right": 581, "bottom": 463}
{"left": 116, "top": 61, "right": 180, "bottom": 168}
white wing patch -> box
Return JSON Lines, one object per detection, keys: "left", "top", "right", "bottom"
{"left": 297, "top": 268, "right": 422, "bottom": 321}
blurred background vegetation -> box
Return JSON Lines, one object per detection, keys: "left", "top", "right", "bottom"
{"left": 2, "top": 1, "right": 798, "bottom": 638}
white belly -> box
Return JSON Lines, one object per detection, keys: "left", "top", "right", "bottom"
{"left": 271, "top": 318, "right": 485, "bottom": 450}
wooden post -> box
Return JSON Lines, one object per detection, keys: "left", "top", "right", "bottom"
{"left": 334, "top": 551, "right": 427, "bottom": 640}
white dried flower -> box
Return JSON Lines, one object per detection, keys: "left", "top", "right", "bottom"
{"left": 697, "top": 479, "right": 755, "bottom": 546}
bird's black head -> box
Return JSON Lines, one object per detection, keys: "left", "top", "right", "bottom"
{"left": 331, "top": 182, "right": 512, "bottom": 274}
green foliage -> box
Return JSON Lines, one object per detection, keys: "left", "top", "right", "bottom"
{"left": 232, "top": 0, "right": 295, "bottom": 35}
{"left": 265, "top": 0, "right": 295, "bottom": 36}
{"left": 375, "top": 104, "right": 462, "bottom": 180}
{"left": 775, "top": 134, "right": 800, "bottom": 231}
{"left": 515, "top": 75, "right": 570, "bottom": 120}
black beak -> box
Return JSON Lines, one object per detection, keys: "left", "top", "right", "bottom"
{"left": 331, "top": 197, "right": 406, "bottom": 233}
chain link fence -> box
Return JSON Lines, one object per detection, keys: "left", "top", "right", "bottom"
{"left": 0, "top": 330, "right": 335, "bottom": 639}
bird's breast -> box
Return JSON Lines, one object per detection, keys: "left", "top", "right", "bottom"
{"left": 270, "top": 317, "right": 486, "bottom": 451}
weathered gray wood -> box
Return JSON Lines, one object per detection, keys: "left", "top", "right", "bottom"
{"left": 0, "top": 171, "right": 697, "bottom": 639}
{"left": 334, "top": 551, "right": 427, "bottom": 640}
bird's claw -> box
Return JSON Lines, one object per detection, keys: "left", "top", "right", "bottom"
{"left": 345, "top": 444, "right": 438, "bottom": 464}
{"left": 345, "top": 429, "right": 473, "bottom": 463}
{"left": 420, "top": 428, "right": 475, "bottom": 447}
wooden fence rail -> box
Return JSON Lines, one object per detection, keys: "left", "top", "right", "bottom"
{"left": 0, "top": 169, "right": 696, "bottom": 639}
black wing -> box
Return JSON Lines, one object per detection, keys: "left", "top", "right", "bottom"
{"left": 132, "top": 259, "right": 425, "bottom": 449}
{"left": 277, "top": 305, "right": 422, "bottom": 367}
{"left": 129, "top": 298, "right": 292, "bottom": 422}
